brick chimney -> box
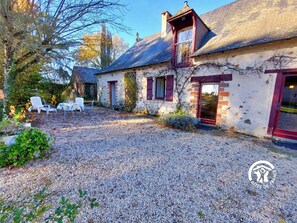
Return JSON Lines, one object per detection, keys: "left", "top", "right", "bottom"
{"left": 161, "top": 11, "right": 171, "bottom": 37}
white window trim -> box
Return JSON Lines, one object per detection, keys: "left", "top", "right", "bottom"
{"left": 176, "top": 27, "right": 193, "bottom": 45}
{"left": 155, "top": 76, "right": 166, "bottom": 99}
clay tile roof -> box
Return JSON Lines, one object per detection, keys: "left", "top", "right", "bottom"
{"left": 72, "top": 66, "right": 99, "bottom": 83}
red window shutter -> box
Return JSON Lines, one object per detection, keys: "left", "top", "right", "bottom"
{"left": 165, "top": 75, "right": 174, "bottom": 101}
{"left": 147, "top": 77, "right": 153, "bottom": 100}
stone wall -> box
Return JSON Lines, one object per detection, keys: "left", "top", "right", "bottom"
{"left": 134, "top": 65, "right": 177, "bottom": 115}
{"left": 97, "top": 73, "right": 124, "bottom": 107}
{"left": 97, "top": 39, "right": 297, "bottom": 138}
{"left": 191, "top": 38, "right": 297, "bottom": 137}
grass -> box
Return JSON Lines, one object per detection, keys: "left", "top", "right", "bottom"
{"left": 198, "top": 211, "right": 204, "bottom": 219}
{"left": 280, "top": 106, "right": 297, "bottom": 113}
{"left": 268, "top": 148, "right": 288, "bottom": 156}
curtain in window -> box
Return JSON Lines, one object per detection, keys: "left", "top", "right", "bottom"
{"left": 156, "top": 77, "right": 165, "bottom": 98}
{"left": 176, "top": 28, "right": 192, "bottom": 64}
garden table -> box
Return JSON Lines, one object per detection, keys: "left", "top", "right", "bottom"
{"left": 57, "top": 101, "right": 81, "bottom": 120}
{"left": 45, "top": 107, "right": 57, "bottom": 117}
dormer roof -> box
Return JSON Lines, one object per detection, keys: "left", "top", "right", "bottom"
{"left": 167, "top": 1, "right": 193, "bottom": 21}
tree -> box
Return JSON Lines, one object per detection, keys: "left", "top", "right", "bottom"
{"left": 100, "top": 23, "right": 113, "bottom": 68}
{"left": 75, "top": 25, "right": 129, "bottom": 69}
{"left": 76, "top": 33, "right": 101, "bottom": 68}
{"left": 0, "top": 0, "right": 127, "bottom": 112}
{"left": 112, "top": 34, "right": 129, "bottom": 61}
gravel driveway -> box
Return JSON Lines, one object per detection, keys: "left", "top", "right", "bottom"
{"left": 0, "top": 108, "right": 296, "bottom": 222}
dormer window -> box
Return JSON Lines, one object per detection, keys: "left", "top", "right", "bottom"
{"left": 176, "top": 27, "right": 193, "bottom": 64}
{"left": 167, "top": 1, "right": 210, "bottom": 67}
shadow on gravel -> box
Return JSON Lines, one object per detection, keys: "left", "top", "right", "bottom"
{"left": 196, "top": 124, "right": 219, "bottom": 131}
{"left": 195, "top": 124, "right": 297, "bottom": 157}
{"left": 262, "top": 139, "right": 297, "bottom": 158}
{"left": 272, "top": 140, "right": 297, "bottom": 150}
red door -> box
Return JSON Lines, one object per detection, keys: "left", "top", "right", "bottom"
{"left": 272, "top": 74, "right": 297, "bottom": 140}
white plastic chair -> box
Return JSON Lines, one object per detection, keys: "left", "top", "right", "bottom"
{"left": 29, "top": 96, "right": 46, "bottom": 113}
{"left": 75, "top": 97, "right": 84, "bottom": 111}
{"left": 29, "top": 96, "right": 57, "bottom": 115}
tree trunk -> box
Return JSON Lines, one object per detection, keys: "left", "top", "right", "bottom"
{"left": 3, "top": 41, "right": 13, "bottom": 114}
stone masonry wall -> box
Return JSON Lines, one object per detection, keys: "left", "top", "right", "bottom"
{"left": 97, "top": 39, "right": 297, "bottom": 138}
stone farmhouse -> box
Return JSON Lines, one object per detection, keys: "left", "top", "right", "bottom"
{"left": 71, "top": 66, "right": 98, "bottom": 99}
{"left": 96, "top": 0, "right": 297, "bottom": 140}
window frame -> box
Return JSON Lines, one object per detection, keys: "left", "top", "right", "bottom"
{"left": 155, "top": 76, "right": 166, "bottom": 100}
{"left": 175, "top": 27, "right": 193, "bottom": 66}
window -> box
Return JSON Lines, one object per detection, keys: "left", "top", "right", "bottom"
{"left": 176, "top": 28, "right": 192, "bottom": 65}
{"left": 156, "top": 77, "right": 165, "bottom": 99}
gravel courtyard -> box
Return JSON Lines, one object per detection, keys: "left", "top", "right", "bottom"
{"left": 0, "top": 108, "right": 296, "bottom": 222}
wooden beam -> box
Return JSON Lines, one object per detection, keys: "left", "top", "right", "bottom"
{"left": 265, "top": 68, "right": 297, "bottom": 74}
{"left": 191, "top": 74, "right": 232, "bottom": 82}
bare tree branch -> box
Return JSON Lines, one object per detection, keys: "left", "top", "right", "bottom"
{"left": 0, "top": 0, "right": 129, "bottom": 111}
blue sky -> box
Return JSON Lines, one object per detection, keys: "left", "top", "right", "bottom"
{"left": 116, "top": 0, "right": 236, "bottom": 47}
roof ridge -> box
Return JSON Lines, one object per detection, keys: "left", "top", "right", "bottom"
{"left": 73, "top": 66, "right": 100, "bottom": 71}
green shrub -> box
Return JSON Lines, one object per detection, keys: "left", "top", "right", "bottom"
{"left": 158, "top": 110, "right": 199, "bottom": 131}
{"left": 0, "top": 143, "right": 9, "bottom": 168}
{"left": 123, "top": 73, "right": 138, "bottom": 112}
{"left": 61, "top": 85, "right": 72, "bottom": 102}
{"left": 38, "top": 80, "right": 70, "bottom": 106}
{"left": 0, "top": 128, "right": 52, "bottom": 167}
{"left": 0, "top": 188, "right": 99, "bottom": 223}
{"left": 0, "top": 100, "right": 3, "bottom": 121}
{"left": 8, "top": 70, "right": 42, "bottom": 110}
